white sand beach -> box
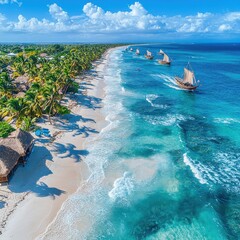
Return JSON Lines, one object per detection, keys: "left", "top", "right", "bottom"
{"left": 0, "top": 47, "right": 118, "bottom": 240}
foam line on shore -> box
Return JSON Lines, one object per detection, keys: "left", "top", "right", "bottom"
{"left": 35, "top": 46, "right": 125, "bottom": 240}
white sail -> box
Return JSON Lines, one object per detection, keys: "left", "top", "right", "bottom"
{"left": 159, "top": 49, "right": 164, "bottom": 54}
{"left": 136, "top": 49, "right": 140, "bottom": 54}
{"left": 163, "top": 53, "right": 170, "bottom": 62}
{"left": 182, "top": 68, "right": 196, "bottom": 85}
{"left": 147, "top": 50, "right": 152, "bottom": 56}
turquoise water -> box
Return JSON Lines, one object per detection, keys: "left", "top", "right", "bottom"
{"left": 43, "top": 44, "right": 240, "bottom": 240}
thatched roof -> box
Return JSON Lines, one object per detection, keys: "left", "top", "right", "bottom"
{"left": 0, "top": 145, "right": 20, "bottom": 177}
{"left": 40, "top": 53, "right": 47, "bottom": 57}
{"left": 0, "top": 129, "right": 34, "bottom": 156}
{"left": 13, "top": 75, "right": 29, "bottom": 92}
{"left": 7, "top": 53, "right": 17, "bottom": 57}
{"left": 14, "top": 75, "right": 29, "bottom": 84}
{"left": 6, "top": 65, "right": 12, "bottom": 72}
{"left": 15, "top": 92, "right": 26, "bottom": 98}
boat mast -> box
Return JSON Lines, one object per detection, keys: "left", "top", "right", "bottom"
{"left": 182, "top": 63, "right": 197, "bottom": 85}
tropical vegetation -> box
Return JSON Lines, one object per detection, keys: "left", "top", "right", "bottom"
{"left": 0, "top": 44, "right": 120, "bottom": 133}
{"left": 0, "top": 121, "right": 15, "bottom": 138}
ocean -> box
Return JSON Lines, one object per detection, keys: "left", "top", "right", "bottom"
{"left": 41, "top": 43, "right": 240, "bottom": 240}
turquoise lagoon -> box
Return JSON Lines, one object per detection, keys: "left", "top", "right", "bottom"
{"left": 43, "top": 44, "right": 240, "bottom": 240}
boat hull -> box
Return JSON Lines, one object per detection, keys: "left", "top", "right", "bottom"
{"left": 145, "top": 55, "right": 154, "bottom": 60}
{"left": 175, "top": 77, "right": 198, "bottom": 90}
{"left": 158, "top": 60, "right": 171, "bottom": 65}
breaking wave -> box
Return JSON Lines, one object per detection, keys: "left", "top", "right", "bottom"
{"left": 146, "top": 94, "right": 169, "bottom": 109}
{"left": 108, "top": 172, "right": 135, "bottom": 205}
{"left": 183, "top": 153, "right": 207, "bottom": 185}
{"left": 143, "top": 114, "right": 194, "bottom": 126}
{"left": 214, "top": 117, "right": 240, "bottom": 124}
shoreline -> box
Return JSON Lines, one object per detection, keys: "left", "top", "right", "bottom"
{"left": 0, "top": 47, "right": 120, "bottom": 240}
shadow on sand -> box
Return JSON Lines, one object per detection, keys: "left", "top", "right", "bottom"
{"left": 52, "top": 114, "right": 99, "bottom": 138}
{"left": 8, "top": 146, "right": 65, "bottom": 199}
{"left": 52, "top": 143, "right": 89, "bottom": 162}
{"left": 76, "top": 93, "right": 102, "bottom": 110}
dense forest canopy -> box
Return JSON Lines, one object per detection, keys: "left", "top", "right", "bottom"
{"left": 0, "top": 44, "right": 122, "bottom": 133}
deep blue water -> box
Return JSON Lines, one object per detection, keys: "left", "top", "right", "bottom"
{"left": 42, "top": 43, "right": 240, "bottom": 240}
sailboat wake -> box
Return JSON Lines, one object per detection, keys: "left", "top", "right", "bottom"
{"left": 153, "top": 74, "right": 187, "bottom": 91}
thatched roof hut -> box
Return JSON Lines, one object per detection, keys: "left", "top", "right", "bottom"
{"left": 13, "top": 75, "right": 29, "bottom": 92}
{"left": 0, "top": 145, "right": 20, "bottom": 182}
{"left": 6, "top": 65, "right": 12, "bottom": 73}
{"left": 14, "top": 91, "right": 26, "bottom": 98}
{"left": 7, "top": 53, "right": 17, "bottom": 57}
{"left": 0, "top": 129, "right": 34, "bottom": 156}
{"left": 14, "top": 75, "right": 29, "bottom": 84}
{"left": 39, "top": 53, "right": 47, "bottom": 58}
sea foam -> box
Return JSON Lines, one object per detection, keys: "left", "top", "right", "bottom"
{"left": 146, "top": 94, "right": 169, "bottom": 109}
{"left": 143, "top": 114, "right": 193, "bottom": 127}
{"left": 108, "top": 172, "right": 135, "bottom": 204}
{"left": 183, "top": 153, "right": 207, "bottom": 185}
{"left": 214, "top": 117, "right": 240, "bottom": 124}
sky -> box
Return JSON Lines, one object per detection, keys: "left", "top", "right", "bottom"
{"left": 0, "top": 0, "right": 240, "bottom": 43}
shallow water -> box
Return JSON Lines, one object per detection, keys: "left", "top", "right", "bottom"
{"left": 42, "top": 44, "right": 240, "bottom": 240}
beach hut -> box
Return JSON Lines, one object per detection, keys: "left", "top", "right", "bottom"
{"left": 0, "top": 145, "right": 20, "bottom": 183}
{"left": 13, "top": 75, "right": 29, "bottom": 92}
{"left": 7, "top": 53, "right": 17, "bottom": 57}
{"left": 0, "top": 129, "right": 34, "bottom": 183}
{"left": 0, "top": 129, "right": 34, "bottom": 163}
{"left": 14, "top": 91, "right": 26, "bottom": 98}
{"left": 39, "top": 53, "right": 48, "bottom": 58}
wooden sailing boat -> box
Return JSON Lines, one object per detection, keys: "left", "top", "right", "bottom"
{"left": 158, "top": 53, "right": 171, "bottom": 65}
{"left": 175, "top": 63, "right": 200, "bottom": 90}
{"left": 145, "top": 50, "right": 154, "bottom": 60}
{"left": 159, "top": 49, "right": 164, "bottom": 55}
{"left": 136, "top": 49, "right": 140, "bottom": 55}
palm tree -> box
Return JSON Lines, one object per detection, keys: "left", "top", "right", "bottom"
{"left": 1, "top": 98, "right": 26, "bottom": 127}
{"left": 0, "top": 72, "right": 14, "bottom": 98}
{"left": 0, "top": 43, "right": 115, "bottom": 128}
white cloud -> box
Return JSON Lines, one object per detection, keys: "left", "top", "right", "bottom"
{"left": 129, "top": 2, "right": 147, "bottom": 16}
{"left": 0, "top": 2, "right": 240, "bottom": 38}
{"left": 0, "top": 13, "right": 6, "bottom": 21}
{"left": 0, "top": 0, "right": 21, "bottom": 6}
{"left": 82, "top": 2, "right": 163, "bottom": 32}
{"left": 219, "top": 24, "right": 232, "bottom": 32}
{"left": 0, "top": 13, "right": 8, "bottom": 31}
{"left": 83, "top": 3, "right": 104, "bottom": 20}
{"left": 176, "top": 13, "right": 213, "bottom": 33}
{"left": 49, "top": 3, "right": 69, "bottom": 22}
{"left": 12, "top": 15, "right": 53, "bottom": 32}
{"left": 80, "top": 2, "right": 240, "bottom": 34}
{"left": 225, "top": 12, "right": 240, "bottom": 22}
